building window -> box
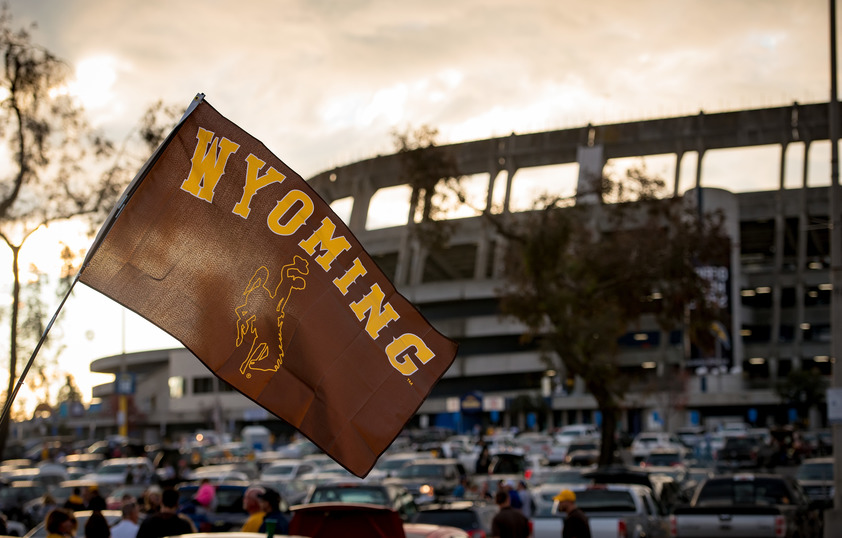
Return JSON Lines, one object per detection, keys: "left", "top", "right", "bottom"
{"left": 219, "top": 380, "right": 237, "bottom": 393}
{"left": 168, "top": 377, "right": 185, "bottom": 399}
{"left": 193, "top": 377, "right": 215, "bottom": 394}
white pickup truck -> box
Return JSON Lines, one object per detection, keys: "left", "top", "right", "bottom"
{"left": 531, "top": 483, "right": 669, "bottom": 538}
{"left": 669, "top": 473, "right": 824, "bottom": 537}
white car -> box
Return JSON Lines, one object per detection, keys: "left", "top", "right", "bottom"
{"left": 82, "top": 457, "right": 155, "bottom": 486}
{"left": 630, "top": 432, "right": 685, "bottom": 463}
{"left": 259, "top": 458, "right": 318, "bottom": 482}
{"left": 554, "top": 424, "right": 599, "bottom": 446}
{"left": 553, "top": 424, "right": 599, "bottom": 462}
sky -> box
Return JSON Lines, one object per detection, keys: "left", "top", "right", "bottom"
{"left": 1, "top": 0, "right": 838, "bottom": 404}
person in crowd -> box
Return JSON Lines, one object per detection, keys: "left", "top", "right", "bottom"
{"left": 85, "top": 494, "right": 109, "bottom": 538}
{"left": 87, "top": 487, "right": 107, "bottom": 511}
{"left": 136, "top": 489, "right": 196, "bottom": 538}
{"left": 256, "top": 488, "right": 289, "bottom": 534}
{"left": 194, "top": 478, "right": 215, "bottom": 509}
{"left": 110, "top": 501, "right": 141, "bottom": 538}
{"left": 239, "top": 485, "right": 266, "bottom": 532}
{"left": 45, "top": 508, "right": 77, "bottom": 538}
{"left": 475, "top": 443, "right": 491, "bottom": 474}
{"left": 555, "top": 489, "right": 591, "bottom": 538}
{"left": 516, "top": 481, "right": 535, "bottom": 519}
{"left": 142, "top": 486, "right": 162, "bottom": 514}
{"left": 490, "top": 489, "right": 530, "bottom": 538}
{"left": 64, "top": 487, "right": 86, "bottom": 511}
{"left": 84, "top": 498, "right": 110, "bottom": 538}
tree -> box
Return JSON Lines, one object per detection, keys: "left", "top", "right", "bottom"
{"left": 393, "top": 126, "right": 731, "bottom": 465}
{"left": 776, "top": 369, "right": 827, "bottom": 428}
{"left": 0, "top": 10, "right": 179, "bottom": 458}
{"left": 493, "top": 169, "right": 730, "bottom": 464}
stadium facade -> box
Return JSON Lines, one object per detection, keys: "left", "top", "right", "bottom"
{"left": 30, "top": 102, "right": 837, "bottom": 444}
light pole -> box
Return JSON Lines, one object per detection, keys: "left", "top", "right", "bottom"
{"left": 827, "top": 1, "right": 842, "bottom": 535}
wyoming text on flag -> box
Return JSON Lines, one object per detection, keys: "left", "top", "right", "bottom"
{"left": 80, "top": 96, "right": 458, "bottom": 477}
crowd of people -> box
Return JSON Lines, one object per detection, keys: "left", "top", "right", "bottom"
{"left": 36, "top": 478, "right": 292, "bottom": 538}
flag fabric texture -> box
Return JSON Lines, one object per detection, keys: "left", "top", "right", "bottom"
{"left": 80, "top": 96, "right": 458, "bottom": 477}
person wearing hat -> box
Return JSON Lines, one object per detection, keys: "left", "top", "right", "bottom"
{"left": 490, "top": 489, "right": 530, "bottom": 538}
{"left": 554, "top": 489, "right": 590, "bottom": 538}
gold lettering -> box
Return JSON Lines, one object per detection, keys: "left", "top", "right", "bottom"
{"left": 267, "top": 190, "right": 314, "bottom": 236}
{"left": 298, "top": 218, "right": 352, "bottom": 271}
{"left": 180, "top": 127, "right": 240, "bottom": 202}
{"left": 387, "top": 334, "right": 435, "bottom": 376}
{"left": 232, "top": 154, "right": 287, "bottom": 218}
{"left": 333, "top": 258, "right": 367, "bottom": 295}
{"left": 349, "top": 283, "right": 399, "bottom": 339}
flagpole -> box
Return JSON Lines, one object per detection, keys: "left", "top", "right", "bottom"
{"left": 0, "top": 93, "right": 206, "bottom": 441}
{"left": 0, "top": 273, "right": 83, "bottom": 426}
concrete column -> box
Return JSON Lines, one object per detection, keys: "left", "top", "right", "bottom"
{"left": 673, "top": 150, "right": 684, "bottom": 196}
{"left": 771, "top": 142, "right": 788, "bottom": 381}
{"left": 795, "top": 141, "right": 811, "bottom": 371}
{"left": 348, "top": 174, "right": 373, "bottom": 234}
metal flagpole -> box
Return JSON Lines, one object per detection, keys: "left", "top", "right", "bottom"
{"left": 0, "top": 273, "right": 83, "bottom": 426}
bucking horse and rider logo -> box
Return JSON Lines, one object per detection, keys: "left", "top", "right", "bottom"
{"left": 234, "top": 256, "right": 310, "bottom": 379}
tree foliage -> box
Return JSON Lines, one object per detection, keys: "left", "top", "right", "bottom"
{"left": 393, "top": 124, "right": 731, "bottom": 465}
{"left": 494, "top": 170, "right": 730, "bottom": 463}
{"left": 775, "top": 369, "right": 827, "bottom": 427}
{"left": 0, "top": 9, "right": 179, "bottom": 456}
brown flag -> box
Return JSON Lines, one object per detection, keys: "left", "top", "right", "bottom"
{"left": 80, "top": 96, "right": 458, "bottom": 477}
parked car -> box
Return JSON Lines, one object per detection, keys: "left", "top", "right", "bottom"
{"left": 676, "top": 426, "right": 706, "bottom": 450}
{"left": 289, "top": 502, "right": 468, "bottom": 538}
{"left": 188, "top": 463, "right": 255, "bottom": 483}
{"left": 670, "top": 473, "right": 823, "bottom": 538}
{"left": 554, "top": 425, "right": 599, "bottom": 459}
{"left": 533, "top": 484, "right": 668, "bottom": 538}
{"left": 562, "top": 438, "right": 600, "bottom": 467}
{"left": 259, "top": 459, "right": 318, "bottom": 482}
{"left": 82, "top": 456, "right": 155, "bottom": 486}
{"left": 530, "top": 465, "right": 592, "bottom": 487}
{"left": 374, "top": 452, "right": 421, "bottom": 478}
{"left": 411, "top": 500, "right": 496, "bottom": 538}
{"left": 715, "top": 436, "right": 775, "bottom": 471}
{"left": 487, "top": 452, "right": 529, "bottom": 477}
{"left": 630, "top": 432, "right": 685, "bottom": 464}
{"left": 303, "top": 480, "right": 418, "bottom": 521}
{"left": 796, "top": 456, "right": 834, "bottom": 508}
{"left": 2, "top": 480, "right": 49, "bottom": 528}
{"left": 640, "top": 448, "right": 687, "bottom": 469}
{"left": 384, "top": 459, "right": 467, "bottom": 503}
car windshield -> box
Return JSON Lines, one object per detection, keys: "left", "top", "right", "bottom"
{"left": 397, "top": 464, "right": 446, "bottom": 479}
{"left": 265, "top": 465, "right": 295, "bottom": 475}
{"left": 797, "top": 462, "right": 833, "bottom": 481}
{"left": 99, "top": 465, "right": 127, "bottom": 475}
{"left": 414, "top": 510, "right": 481, "bottom": 529}
{"left": 645, "top": 453, "right": 681, "bottom": 466}
{"left": 539, "top": 470, "right": 590, "bottom": 485}
{"left": 695, "top": 478, "right": 791, "bottom": 506}
{"left": 311, "top": 486, "right": 388, "bottom": 505}
{"left": 378, "top": 459, "right": 413, "bottom": 471}
{"left": 574, "top": 490, "right": 636, "bottom": 512}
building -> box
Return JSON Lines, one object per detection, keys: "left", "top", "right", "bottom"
{"left": 77, "top": 103, "right": 834, "bottom": 443}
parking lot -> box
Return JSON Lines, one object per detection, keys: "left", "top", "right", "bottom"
{"left": 0, "top": 424, "right": 834, "bottom": 537}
